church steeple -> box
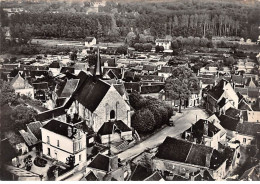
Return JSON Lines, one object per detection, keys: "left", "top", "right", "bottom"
{"left": 94, "top": 46, "right": 102, "bottom": 78}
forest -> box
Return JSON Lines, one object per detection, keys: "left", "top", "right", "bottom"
{"left": 1, "top": 0, "right": 260, "bottom": 42}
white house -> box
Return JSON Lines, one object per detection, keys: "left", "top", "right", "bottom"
{"left": 85, "top": 37, "right": 96, "bottom": 47}
{"left": 155, "top": 39, "right": 171, "bottom": 50}
{"left": 41, "top": 119, "right": 87, "bottom": 166}
{"left": 10, "top": 73, "right": 34, "bottom": 99}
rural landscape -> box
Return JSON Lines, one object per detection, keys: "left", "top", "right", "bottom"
{"left": 0, "top": 0, "right": 260, "bottom": 181}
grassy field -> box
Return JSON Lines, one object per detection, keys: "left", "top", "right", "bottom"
{"left": 31, "top": 38, "right": 85, "bottom": 48}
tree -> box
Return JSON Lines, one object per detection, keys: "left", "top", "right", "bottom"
{"left": 224, "top": 56, "right": 236, "bottom": 67}
{"left": 143, "top": 43, "right": 152, "bottom": 52}
{"left": 165, "top": 66, "right": 200, "bottom": 112}
{"left": 11, "top": 104, "right": 37, "bottom": 130}
{"left": 155, "top": 45, "right": 160, "bottom": 53}
{"left": 0, "top": 79, "right": 17, "bottom": 106}
{"left": 131, "top": 108, "right": 156, "bottom": 133}
{"left": 70, "top": 51, "right": 77, "bottom": 61}
{"left": 116, "top": 45, "right": 128, "bottom": 55}
{"left": 129, "top": 91, "right": 145, "bottom": 110}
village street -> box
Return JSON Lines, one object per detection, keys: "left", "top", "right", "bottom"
{"left": 118, "top": 107, "right": 209, "bottom": 161}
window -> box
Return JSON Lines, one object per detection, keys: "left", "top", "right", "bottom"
{"left": 47, "top": 148, "right": 50, "bottom": 156}
{"left": 110, "top": 110, "right": 115, "bottom": 119}
{"left": 79, "top": 154, "right": 81, "bottom": 162}
{"left": 243, "top": 138, "right": 246, "bottom": 143}
{"left": 57, "top": 140, "right": 60, "bottom": 147}
{"left": 47, "top": 136, "right": 50, "bottom": 144}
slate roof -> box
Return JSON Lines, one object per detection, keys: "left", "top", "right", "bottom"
{"left": 103, "top": 69, "right": 117, "bottom": 80}
{"left": 85, "top": 171, "right": 99, "bottom": 181}
{"left": 207, "top": 79, "right": 226, "bottom": 100}
{"left": 225, "top": 108, "right": 241, "bottom": 119}
{"left": 87, "top": 153, "right": 118, "bottom": 172}
{"left": 218, "top": 98, "right": 227, "bottom": 108}
{"left": 236, "top": 123, "right": 260, "bottom": 137}
{"left": 97, "top": 120, "right": 131, "bottom": 135}
{"left": 248, "top": 88, "right": 259, "bottom": 98}
{"left": 140, "top": 85, "right": 164, "bottom": 94}
{"left": 245, "top": 77, "right": 258, "bottom": 87}
{"left": 26, "top": 121, "right": 43, "bottom": 140}
{"left": 60, "top": 67, "right": 75, "bottom": 74}
{"left": 103, "top": 67, "right": 122, "bottom": 79}
{"left": 32, "top": 82, "right": 48, "bottom": 90}
{"left": 155, "top": 137, "right": 226, "bottom": 170}
{"left": 74, "top": 77, "right": 110, "bottom": 112}
{"left": 129, "top": 164, "right": 153, "bottom": 181}
{"left": 240, "top": 164, "right": 260, "bottom": 181}
{"left": 60, "top": 79, "right": 79, "bottom": 98}
{"left": 238, "top": 100, "right": 252, "bottom": 111}
{"left": 218, "top": 115, "right": 240, "bottom": 131}
{"left": 35, "top": 107, "right": 66, "bottom": 122}
{"left": 42, "top": 119, "right": 77, "bottom": 138}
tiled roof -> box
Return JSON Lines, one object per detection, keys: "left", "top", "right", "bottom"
{"left": 240, "top": 164, "right": 260, "bottom": 181}
{"left": 35, "top": 106, "right": 66, "bottom": 122}
{"left": 97, "top": 120, "right": 131, "bottom": 135}
{"left": 231, "top": 75, "right": 243, "bottom": 84}
{"left": 236, "top": 123, "right": 260, "bottom": 137}
{"left": 103, "top": 67, "right": 122, "bottom": 79}
{"left": 155, "top": 137, "right": 226, "bottom": 170}
{"left": 26, "top": 121, "right": 43, "bottom": 140}
{"left": 60, "top": 79, "right": 79, "bottom": 98}
{"left": 19, "top": 130, "right": 38, "bottom": 147}
{"left": 207, "top": 79, "right": 226, "bottom": 99}
{"left": 225, "top": 108, "right": 241, "bottom": 119}
{"left": 218, "top": 115, "right": 240, "bottom": 131}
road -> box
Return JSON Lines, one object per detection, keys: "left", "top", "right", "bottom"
{"left": 118, "top": 107, "right": 208, "bottom": 161}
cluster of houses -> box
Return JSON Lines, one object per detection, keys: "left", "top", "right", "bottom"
{"left": 1, "top": 39, "right": 260, "bottom": 180}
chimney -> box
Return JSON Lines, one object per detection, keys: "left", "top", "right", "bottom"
{"left": 68, "top": 126, "right": 72, "bottom": 137}
{"left": 203, "top": 120, "right": 208, "bottom": 136}
{"left": 205, "top": 153, "right": 211, "bottom": 168}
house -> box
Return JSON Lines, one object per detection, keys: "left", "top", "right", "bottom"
{"left": 97, "top": 120, "right": 132, "bottom": 144}
{"left": 206, "top": 79, "right": 239, "bottom": 114}
{"left": 157, "top": 66, "right": 173, "bottom": 79}
{"left": 10, "top": 73, "right": 34, "bottom": 99}
{"left": 155, "top": 39, "right": 171, "bottom": 50}
{"left": 207, "top": 114, "right": 227, "bottom": 143}
{"left": 85, "top": 153, "right": 126, "bottom": 181}
{"left": 32, "top": 82, "right": 49, "bottom": 101}
{"left": 142, "top": 65, "right": 157, "bottom": 74}
{"left": 182, "top": 119, "right": 222, "bottom": 150}
{"left": 85, "top": 37, "right": 96, "bottom": 47}
{"left": 140, "top": 85, "right": 164, "bottom": 99}
{"left": 41, "top": 119, "right": 87, "bottom": 166}
{"left": 26, "top": 121, "right": 43, "bottom": 140}
{"left": 153, "top": 137, "right": 227, "bottom": 180}
{"left": 49, "top": 61, "right": 61, "bottom": 76}
{"left": 129, "top": 164, "right": 164, "bottom": 181}
{"left": 188, "top": 90, "right": 201, "bottom": 107}
{"left": 247, "top": 88, "right": 259, "bottom": 104}
{"left": 246, "top": 111, "right": 260, "bottom": 122}
{"left": 235, "top": 122, "right": 260, "bottom": 145}
{"left": 4, "top": 165, "right": 42, "bottom": 181}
